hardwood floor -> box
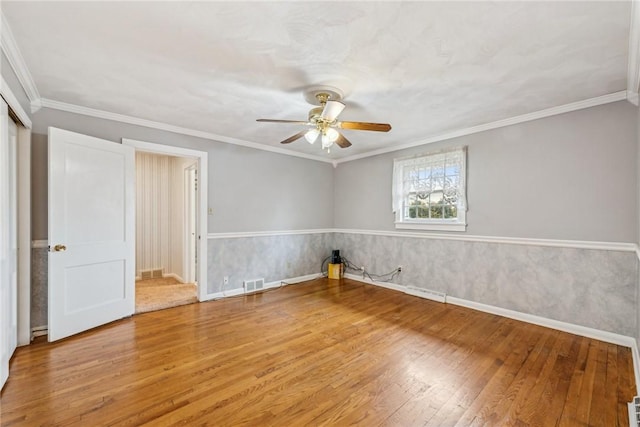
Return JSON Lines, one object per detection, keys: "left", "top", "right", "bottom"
{"left": 0, "top": 278, "right": 635, "bottom": 426}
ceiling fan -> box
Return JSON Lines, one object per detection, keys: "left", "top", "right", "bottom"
{"left": 256, "top": 86, "right": 391, "bottom": 153}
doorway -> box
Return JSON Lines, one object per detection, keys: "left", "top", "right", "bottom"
{"left": 134, "top": 152, "right": 198, "bottom": 313}
{"left": 122, "top": 138, "right": 209, "bottom": 305}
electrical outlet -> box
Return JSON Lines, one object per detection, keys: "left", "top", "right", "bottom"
{"left": 208, "top": 207, "right": 214, "bottom": 215}
{"left": 398, "top": 265, "right": 403, "bottom": 272}
{"left": 223, "top": 276, "right": 229, "bottom": 285}
{"left": 360, "top": 266, "right": 365, "bottom": 272}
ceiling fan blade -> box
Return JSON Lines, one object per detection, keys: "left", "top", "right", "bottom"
{"left": 335, "top": 133, "right": 352, "bottom": 148}
{"left": 257, "top": 119, "right": 309, "bottom": 124}
{"left": 321, "top": 100, "right": 346, "bottom": 122}
{"left": 338, "top": 121, "right": 392, "bottom": 132}
{"left": 279, "top": 130, "right": 307, "bottom": 144}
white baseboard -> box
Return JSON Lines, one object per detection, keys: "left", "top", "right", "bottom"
{"left": 201, "top": 273, "right": 323, "bottom": 302}
{"left": 201, "top": 288, "right": 241, "bottom": 300}
{"left": 632, "top": 339, "right": 640, "bottom": 396}
{"left": 277, "top": 273, "right": 323, "bottom": 285}
{"left": 344, "top": 273, "right": 636, "bottom": 350}
{"left": 343, "top": 273, "right": 405, "bottom": 292}
{"left": 31, "top": 325, "right": 47, "bottom": 340}
{"left": 446, "top": 296, "right": 636, "bottom": 348}
{"left": 405, "top": 285, "right": 447, "bottom": 303}
{"left": 163, "top": 273, "right": 185, "bottom": 283}
{"left": 135, "top": 273, "right": 186, "bottom": 283}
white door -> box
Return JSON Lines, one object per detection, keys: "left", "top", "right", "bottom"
{"left": 48, "top": 127, "right": 135, "bottom": 342}
{"left": 7, "top": 117, "right": 18, "bottom": 356}
{"left": 0, "top": 100, "right": 11, "bottom": 389}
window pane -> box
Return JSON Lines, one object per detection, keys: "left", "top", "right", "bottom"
{"left": 408, "top": 201, "right": 429, "bottom": 218}
{"left": 444, "top": 205, "right": 457, "bottom": 219}
{"left": 395, "top": 147, "right": 466, "bottom": 225}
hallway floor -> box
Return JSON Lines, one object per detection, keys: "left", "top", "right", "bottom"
{"left": 135, "top": 277, "right": 197, "bottom": 314}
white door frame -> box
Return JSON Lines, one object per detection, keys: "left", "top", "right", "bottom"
{"left": 184, "top": 164, "right": 197, "bottom": 284}
{"left": 122, "top": 139, "right": 208, "bottom": 301}
{"left": 0, "top": 77, "right": 32, "bottom": 349}
{"left": 1, "top": 99, "right": 10, "bottom": 389}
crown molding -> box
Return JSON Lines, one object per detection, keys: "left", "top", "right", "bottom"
{"left": 335, "top": 91, "right": 628, "bottom": 164}
{"left": 627, "top": 0, "right": 640, "bottom": 105}
{"left": 0, "top": 76, "right": 32, "bottom": 128}
{"left": 38, "top": 91, "right": 627, "bottom": 167}
{"left": 0, "top": 13, "right": 40, "bottom": 104}
{"left": 30, "top": 98, "right": 42, "bottom": 113}
{"left": 38, "top": 98, "right": 334, "bottom": 164}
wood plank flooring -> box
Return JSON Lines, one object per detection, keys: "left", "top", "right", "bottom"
{"left": 0, "top": 278, "right": 635, "bottom": 426}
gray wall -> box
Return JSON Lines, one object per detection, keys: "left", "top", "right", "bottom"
{"left": 31, "top": 134, "right": 47, "bottom": 240}
{"left": 333, "top": 101, "right": 639, "bottom": 337}
{"left": 28, "top": 107, "right": 335, "bottom": 325}
{"left": 30, "top": 107, "right": 334, "bottom": 239}
{"left": 208, "top": 233, "right": 334, "bottom": 294}
{"left": 335, "top": 101, "right": 638, "bottom": 243}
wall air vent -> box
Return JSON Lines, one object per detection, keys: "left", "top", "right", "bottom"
{"left": 244, "top": 278, "right": 265, "bottom": 293}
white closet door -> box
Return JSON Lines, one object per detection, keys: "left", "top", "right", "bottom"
{"left": 0, "top": 99, "right": 17, "bottom": 390}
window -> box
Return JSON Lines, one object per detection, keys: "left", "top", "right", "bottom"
{"left": 392, "top": 147, "right": 467, "bottom": 231}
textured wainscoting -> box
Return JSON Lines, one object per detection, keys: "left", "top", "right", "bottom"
{"left": 207, "top": 233, "right": 334, "bottom": 294}
{"left": 334, "top": 232, "right": 637, "bottom": 337}
{"left": 28, "top": 231, "right": 639, "bottom": 340}
{"left": 31, "top": 247, "right": 48, "bottom": 328}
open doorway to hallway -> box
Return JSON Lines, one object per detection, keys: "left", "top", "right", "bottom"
{"left": 134, "top": 152, "right": 198, "bottom": 313}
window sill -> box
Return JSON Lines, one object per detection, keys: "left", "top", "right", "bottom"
{"left": 395, "top": 221, "right": 467, "bottom": 232}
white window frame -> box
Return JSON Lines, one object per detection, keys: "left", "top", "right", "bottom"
{"left": 392, "top": 147, "right": 467, "bottom": 232}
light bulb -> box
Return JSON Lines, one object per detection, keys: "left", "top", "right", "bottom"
{"left": 326, "top": 128, "right": 339, "bottom": 142}
{"left": 321, "top": 133, "right": 333, "bottom": 149}
{"left": 304, "top": 128, "right": 319, "bottom": 144}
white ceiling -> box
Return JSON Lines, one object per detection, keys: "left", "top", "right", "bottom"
{"left": 1, "top": 1, "right": 632, "bottom": 161}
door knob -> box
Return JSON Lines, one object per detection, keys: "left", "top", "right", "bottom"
{"left": 52, "top": 244, "right": 67, "bottom": 252}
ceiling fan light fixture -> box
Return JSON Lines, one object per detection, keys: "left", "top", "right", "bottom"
{"left": 304, "top": 128, "right": 319, "bottom": 144}
{"left": 256, "top": 86, "right": 391, "bottom": 154}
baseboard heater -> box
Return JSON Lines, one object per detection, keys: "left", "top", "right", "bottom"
{"left": 404, "top": 286, "right": 446, "bottom": 303}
